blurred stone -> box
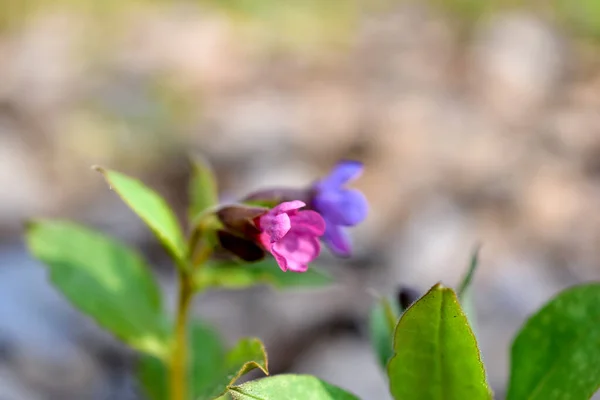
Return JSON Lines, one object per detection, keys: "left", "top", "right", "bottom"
{"left": 1, "top": 12, "right": 83, "bottom": 117}
{"left": 383, "top": 198, "right": 478, "bottom": 293}
{"left": 0, "top": 246, "right": 105, "bottom": 399}
{"left": 0, "top": 129, "right": 51, "bottom": 233}
{"left": 292, "top": 336, "right": 392, "bottom": 400}
{"left": 0, "top": 367, "right": 43, "bottom": 400}
{"left": 294, "top": 82, "right": 362, "bottom": 157}
{"left": 357, "top": 4, "right": 456, "bottom": 94}
{"left": 199, "top": 90, "right": 299, "bottom": 159}
{"left": 470, "top": 13, "right": 565, "bottom": 123}
{"left": 117, "top": 8, "right": 254, "bottom": 93}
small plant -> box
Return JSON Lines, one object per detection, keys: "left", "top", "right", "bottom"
{"left": 26, "top": 157, "right": 600, "bottom": 399}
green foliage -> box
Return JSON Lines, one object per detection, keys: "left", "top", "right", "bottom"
{"left": 457, "top": 245, "right": 480, "bottom": 300}
{"left": 201, "top": 338, "right": 269, "bottom": 399}
{"left": 25, "top": 220, "right": 170, "bottom": 358}
{"left": 95, "top": 167, "right": 187, "bottom": 265}
{"left": 138, "top": 330, "right": 268, "bottom": 400}
{"left": 507, "top": 283, "right": 600, "bottom": 400}
{"left": 387, "top": 284, "right": 491, "bottom": 400}
{"left": 457, "top": 245, "right": 481, "bottom": 331}
{"left": 369, "top": 296, "right": 401, "bottom": 369}
{"left": 227, "top": 374, "right": 359, "bottom": 400}
{"left": 195, "top": 258, "right": 333, "bottom": 290}
{"left": 188, "top": 155, "right": 219, "bottom": 221}
{"left": 137, "top": 321, "right": 226, "bottom": 400}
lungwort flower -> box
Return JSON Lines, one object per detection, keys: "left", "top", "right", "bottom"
{"left": 255, "top": 201, "right": 325, "bottom": 272}
{"left": 312, "top": 160, "right": 368, "bottom": 256}
{"left": 216, "top": 201, "right": 325, "bottom": 272}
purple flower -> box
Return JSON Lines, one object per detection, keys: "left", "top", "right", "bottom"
{"left": 312, "top": 160, "right": 368, "bottom": 256}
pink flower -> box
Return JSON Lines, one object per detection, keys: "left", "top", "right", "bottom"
{"left": 255, "top": 200, "right": 326, "bottom": 272}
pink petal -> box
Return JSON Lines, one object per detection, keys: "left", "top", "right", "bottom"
{"left": 258, "top": 212, "right": 291, "bottom": 242}
{"left": 272, "top": 232, "right": 321, "bottom": 267}
{"left": 286, "top": 260, "right": 309, "bottom": 273}
{"left": 290, "top": 210, "right": 326, "bottom": 236}
{"left": 271, "top": 245, "right": 289, "bottom": 272}
{"left": 271, "top": 200, "right": 306, "bottom": 215}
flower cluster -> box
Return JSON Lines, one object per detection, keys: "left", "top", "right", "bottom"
{"left": 216, "top": 160, "right": 368, "bottom": 273}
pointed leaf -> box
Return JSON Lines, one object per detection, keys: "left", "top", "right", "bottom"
{"left": 189, "top": 155, "right": 219, "bottom": 221}
{"left": 507, "top": 283, "right": 600, "bottom": 400}
{"left": 26, "top": 220, "right": 169, "bottom": 358}
{"left": 200, "top": 338, "right": 269, "bottom": 400}
{"left": 195, "top": 258, "right": 333, "bottom": 290}
{"left": 95, "top": 167, "right": 187, "bottom": 264}
{"left": 369, "top": 296, "right": 401, "bottom": 369}
{"left": 457, "top": 246, "right": 481, "bottom": 333}
{"left": 228, "top": 374, "right": 359, "bottom": 400}
{"left": 457, "top": 245, "right": 481, "bottom": 300}
{"left": 387, "top": 284, "right": 491, "bottom": 400}
{"left": 137, "top": 321, "right": 226, "bottom": 400}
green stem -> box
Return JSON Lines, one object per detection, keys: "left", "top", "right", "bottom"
{"left": 170, "top": 269, "right": 194, "bottom": 400}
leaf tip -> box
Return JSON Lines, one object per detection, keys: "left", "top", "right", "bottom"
{"left": 91, "top": 165, "right": 106, "bottom": 174}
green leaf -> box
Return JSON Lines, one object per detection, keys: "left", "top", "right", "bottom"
{"left": 387, "top": 284, "right": 491, "bottom": 400}
{"left": 188, "top": 154, "right": 219, "bottom": 221}
{"left": 457, "top": 245, "right": 481, "bottom": 333}
{"left": 137, "top": 354, "right": 167, "bottom": 400}
{"left": 95, "top": 167, "right": 187, "bottom": 264}
{"left": 228, "top": 374, "right": 359, "bottom": 400}
{"left": 457, "top": 244, "right": 481, "bottom": 300}
{"left": 507, "top": 283, "right": 600, "bottom": 400}
{"left": 369, "top": 296, "right": 401, "bottom": 369}
{"left": 137, "top": 321, "right": 226, "bottom": 400}
{"left": 195, "top": 258, "right": 333, "bottom": 290}
{"left": 201, "top": 338, "right": 269, "bottom": 400}
{"left": 25, "top": 220, "right": 169, "bottom": 358}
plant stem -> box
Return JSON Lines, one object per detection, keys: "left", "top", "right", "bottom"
{"left": 170, "top": 269, "right": 193, "bottom": 400}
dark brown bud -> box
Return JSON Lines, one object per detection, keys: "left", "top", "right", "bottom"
{"left": 216, "top": 204, "right": 267, "bottom": 238}
{"left": 217, "top": 230, "right": 265, "bottom": 262}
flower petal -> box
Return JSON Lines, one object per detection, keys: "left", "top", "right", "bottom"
{"left": 258, "top": 212, "right": 291, "bottom": 242}
{"left": 271, "top": 245, "right": 289, "bottom": 272}
{"left": 313, "top": 188, "right": 368, "bottom": 226}
{"left": 335, "top": 189, "right": 368, "bottom": 226}
{"left": 286, "top": 260, "right": 309, "bottom": 273}
{"left": 271, "top": 200, "right": 306, "bottom": 215}
{"left": 290, "top": 210, "right": 326, "bottom": 235}
{"left": 272, "top": 232, "right": 321, "bottom": 268}
{"left": 319, "top": 160, "right": 363, "bottom": 189}
{"left": 323, "top": 223, "right": 352, "bottom": 257}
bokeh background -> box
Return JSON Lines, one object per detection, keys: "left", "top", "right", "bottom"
{"left": 2, "top": 0, "right": 600, "bottom": 399}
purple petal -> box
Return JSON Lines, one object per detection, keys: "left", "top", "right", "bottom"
{"left": 290, "top": 210, "right": 326, "bottom": 235}
{"left": 323, "top": 223, "right": 352, "bottom": 257}
{"left": 337, "top": 189, "right": 368, "bottom": 225}
{"left": 313, "top": 188, "right": 368, "bottom": 226}
{"left": 319, "top": 160, "right": 364, "bottom": 189}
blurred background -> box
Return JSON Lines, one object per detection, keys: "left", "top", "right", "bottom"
{"left": 2, "top": 0, "right": 600, "bottom": 399}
